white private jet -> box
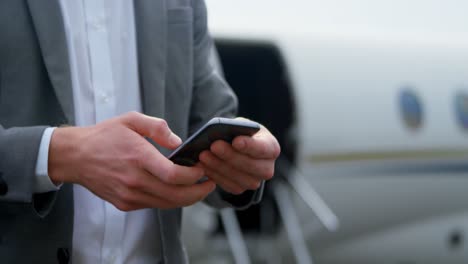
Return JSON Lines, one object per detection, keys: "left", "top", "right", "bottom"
{"left": 182, "top": 1, "right": 468, "bottom": 263}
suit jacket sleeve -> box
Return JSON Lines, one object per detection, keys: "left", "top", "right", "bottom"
{"left": 0, "top": 125, "right": 56, "bottom": 217}
{"left": 189, "top": 0, "right": 264, "bottom": 209}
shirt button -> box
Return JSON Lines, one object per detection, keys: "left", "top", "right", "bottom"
{"left": 98, "top": 92, "right": 110, "bottom": 103}
{"left": 89, "top": 20, "right": 104, "bottom": 32}
{"left": 107, "top": 252, "right": 117, "bottom": 264}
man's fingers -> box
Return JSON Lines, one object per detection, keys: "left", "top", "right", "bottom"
{"left": 137, "top": 145, "right": 206, "bottom": 185}
{"left": 134, "top": 171, "right": 216, "bottom": 207}
{"left": 121, "top": 111, "right": 182, "bottom": 149}
{"left": 199, "top": 151, "right": 262, "bottom": 192}
{"left": 210, "top": 141, "right": 273, "bottom": 181}
{"left": 113, "top": 177, "right": 216, "bottom": 211}
{"left": 201, "top": 164, "right": 247, "bottom": 195}
{"left": 112, "top": 185, "right": 178, "bottom": 211}
{"left": 232, "top": 127, "right": 281, "bottom": 159}
{"left": 158, "top": 179, "right": 216, "bottom": 206}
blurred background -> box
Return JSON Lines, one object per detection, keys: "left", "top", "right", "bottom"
{"left": 182, "top": 1, "right": 468, "bottom": 263}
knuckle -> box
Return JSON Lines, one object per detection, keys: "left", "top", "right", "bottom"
{"left": 117, "top": 188, "right": 139, "bottom": 207}
{"left": 234, "top": 189, "right": 244, "bottom": 195}
{"left": 263, "top": 166, "right": 275, "bottom": 180}
{"left": 230, "top": 186, "right": 244, "bottom": 195}
{"left": 122, "top": 176, "right": 141, "bottom": 189}
{"left": 247, "top": 181, "right": 261, "bottom": 190}
{"left": 115, "top": 201, "right": 133, "bottom": 212}
{"left": 197, "top": 187, "right": 211, "bottom": 200}
{"left": 125, "top": 111, "right": 140, "bottom": 120}
{"left": 193, "top": 194, "right": 206, "bottom": 204}
{"left": 118, "top": 189, "right": 133, "bottom": 203}
{"left": 250, "top": 162, "right": 274, "bottom": 180}
{"left": 154, "top": 119, "right": 169, "bottom": 134}
{"left": 162, "top": 168, "right": 177, "bottom": 184}
{"left": 155, "top": 118, "right": 168, "bottom": 127}
{"left": 191, "top": 190, "right": 208, "bottom": 204}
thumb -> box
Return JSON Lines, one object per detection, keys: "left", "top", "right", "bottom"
{"left": 121, "top": 112, "right": 182, "bottom": 149}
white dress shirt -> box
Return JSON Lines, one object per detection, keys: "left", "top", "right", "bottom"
{"left": 35, "top": 1, "right": 161, "bottom": 263}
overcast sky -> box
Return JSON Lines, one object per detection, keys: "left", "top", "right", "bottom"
{"left": 206, "top": 0, "right": 468, "bottom": 37}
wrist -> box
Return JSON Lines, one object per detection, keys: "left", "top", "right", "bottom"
{"left": 48, "top": 126, "right": 82, "bottom": 184}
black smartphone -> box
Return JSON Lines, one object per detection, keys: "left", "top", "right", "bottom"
{"left": 168, "top": 117, "right": 260, "bottom": 166}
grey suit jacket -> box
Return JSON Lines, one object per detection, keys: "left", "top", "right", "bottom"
{"left": 0, "top": 0, "right": 263, "bottom": 263}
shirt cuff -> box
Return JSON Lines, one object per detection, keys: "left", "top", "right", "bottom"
{"left": 34, "top": 127, "right": 62, "bottom": 193}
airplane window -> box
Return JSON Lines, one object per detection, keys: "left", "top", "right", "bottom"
{"left": 399, "top": 88, "right": 423, "bottom": 131}
{"left": 454, "top": 91, "right": 468, "bottom": 131}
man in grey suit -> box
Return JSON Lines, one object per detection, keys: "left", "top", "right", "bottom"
{"left": 0, "top": 0, "right": 280, "bottom": 263}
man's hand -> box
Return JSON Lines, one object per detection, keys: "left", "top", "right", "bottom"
{"left": 48, "top": 112, "right": 216, "bottom": 211}
{"left": 199, "top": 120, "right": 280, "bottom": 195}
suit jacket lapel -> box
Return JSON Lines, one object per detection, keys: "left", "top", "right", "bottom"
{"left": 135, "top": 2, "right": 185, "bottom": 262}
{"left": 134, "top": 0, "right": 168, "bottom": 119}
{"left": 27, "top": 0, "right": 75, "bottom": 125}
